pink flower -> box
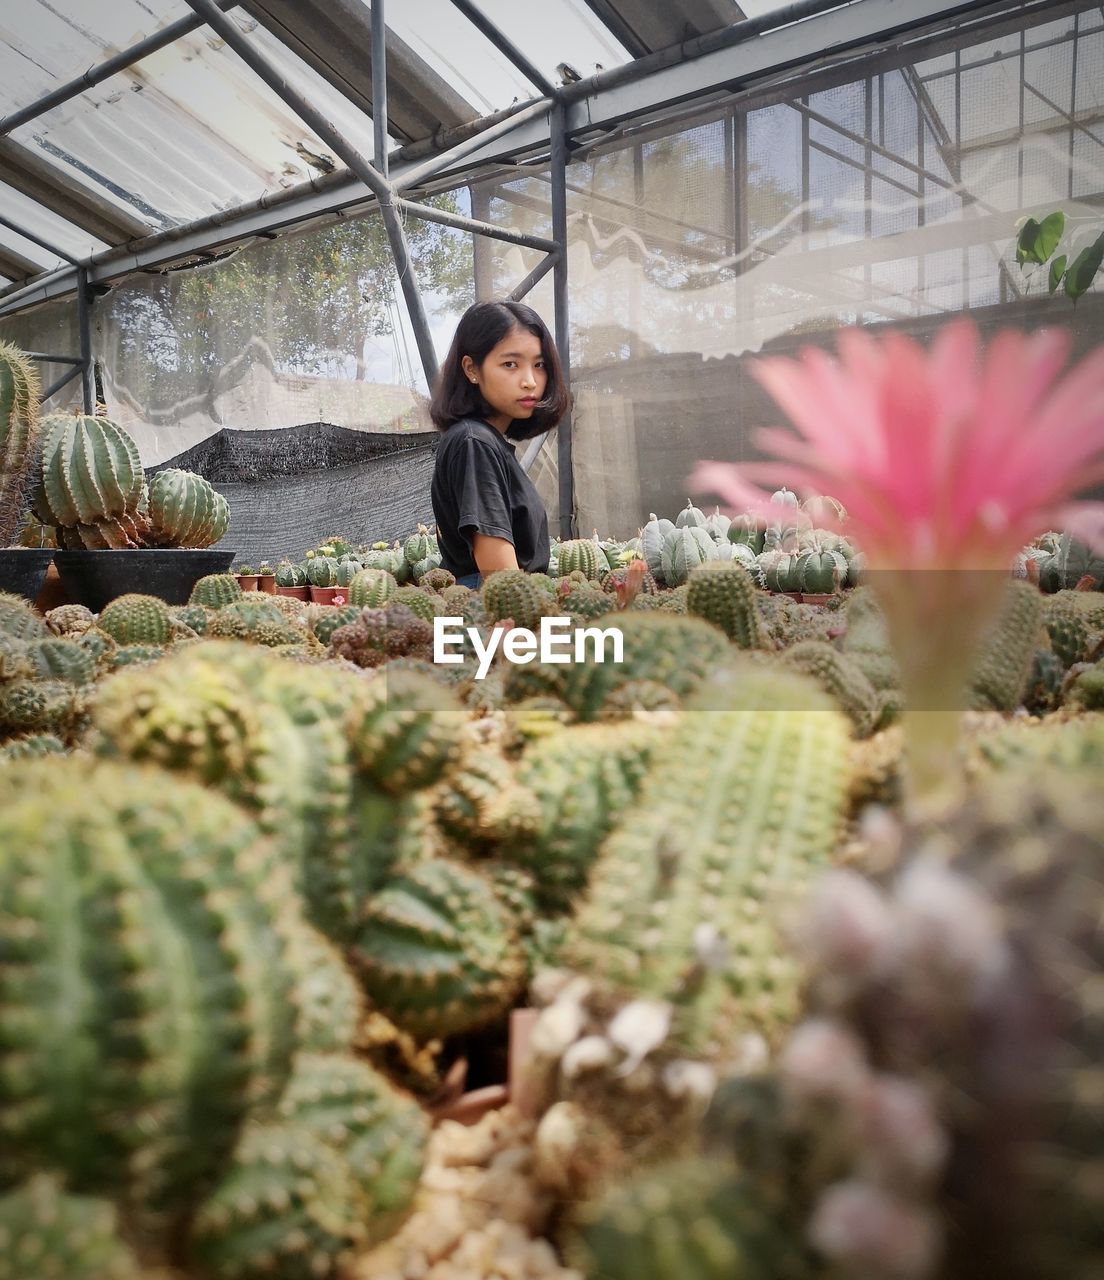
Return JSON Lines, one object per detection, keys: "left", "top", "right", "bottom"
{"left": 690, "top": 320, "right": 1104, "bottom": 570}
{"left": 333, "top": 593, "right": 346, "bottom": 605}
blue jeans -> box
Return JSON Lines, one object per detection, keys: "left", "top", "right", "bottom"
{"left": 455, "top": 572, "right": 483, "bottom": 589}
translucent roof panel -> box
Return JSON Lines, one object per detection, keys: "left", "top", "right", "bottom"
{"left": 0, "top": 180, "right": 111, "bottom": 263}
{"left": 4, "top": 3, "right": 393, "bottom": 230}
{"left": 470, "top": 0, "right": 634, "bottom": 87}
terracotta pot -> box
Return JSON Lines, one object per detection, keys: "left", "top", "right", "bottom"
{"left": 34, "top": 560, "right": 70, "bottom": 613}
{"left": 257, "top": 574, "right": 277, "bottom": 594}
{"left": 310, "top": 585, "right": 348, "bottom": 605}
{"left": 800, "top": 592, "right": 834, "bottom": 606}
{"left": 236, "top": 574, "right": 259, "bottom": 591}
{"left": 276, "top": 584, "right": 310, "bottom": 601}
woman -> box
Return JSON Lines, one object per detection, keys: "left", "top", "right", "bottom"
{"left": 430, "top": 300, "right": 569, "bottom": 588}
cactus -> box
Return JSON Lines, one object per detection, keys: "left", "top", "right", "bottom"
{"left": 482, "top": 567, "right": 550, "bottom": 629}
{"left": 310, "top": 602, "right": 361, "bottom": 647}
{"left": 145, "top": 466, "right": 229, "bottom": 548}
{"left": 969, "top": 579, "right": 1045, "bottom": 712}
{"left": 660, "top": 525, "right": 716, "bottom": 587}
{"left": 307, "top": 555, "right": 340, "bottom": 587}
{"left": 0, "top": 757, "right": 303, "bottom": 1226}
{"left": 393, "top": 583, "right": 445, "bottom": 622}
{"left": 0, "top": 731, "right": 67, "bottom": 760}
{"left": 836, "top": 588, "right": 900, "bottom": 691}
{"left": 32, "top": 413, "right": 149, "bottom": 549}
{"left": 796, "top": 545, "right": 849, "bottom": 594}
{"left": 45, "top": 602, "right": 96, "bottom": 635}
{"left": 189, "top": 572, "right": 243, "bottom": 608}
{"left": 510, "top": 720, "right": 660, "bottom": 911}
{"left": 556, "top": 537, "right": 605, "bottom": 581}
{"left": 349, "top": 857, "right": 527, "bottom": 1039}
{"left": 1044, "top": 591, "right": 1100, "bottom": 667}
{"left": 274, "top": 559, "right": 307, "bottom": 588}
{"left": 434, "top": 746, "right": 541, "bottom": 849}
{"left": 597, "top": 677, "right": 682, "bottom": 720}
{"left": 561, "top": 585, "right": 612, "bottom": 624}
{"left": 190, "top": 1122, "right": 368, "bottom": 1279}
{"left": 169, "top": 602, "right": 211, "bottom": 635}
{"left": 328, "top": 603, "right": 434, "bottom": 669}
{"left": 403, "top": 523, "right": 435, "bottom": 566}
{"left": 971, "top": 709, "right": 1104, "bottom": 775}
{"left": 0, "top": 588, "right": 48, "bottom": 640}
{"left": 782, "top": 640, "right": 881, "bottom": 737}
{"left": 419, "top": 566, "right": 455, "bottom": 592}
{"left": 207, "top": 596, "right": 301, "bottom": 646}
{"left": 567, "top": 662, "right": 851, "bottom": 1053}
{"left": 0, "top": 342, "right": 41, "bottom": 547}
{"left": 348, "top": 566, "right": 398, "bottom": 608}
{"left": 108, "top": 643, "right": 166, "bottom": 669}
{"left": 25, "top": 636, "right": 96, "bottom": 685}
{"left": 276, "top": 1053, "right": 427, "bottom": 1244}
{"left": 0, "top": 1175, "right": 144, "bottom": 1280}
{"left": 0, "top": 677, "right": 86, "bottom": 739}
{"left": 687, "top": 562, "right": 766, "bottom": 648}
{"left": 96, "top": 592, "right": 173, "bottom": 646}
{"left": 1067, "top": 658, "right": 1104, "bottom": 709}
{"left": 345, "top": 666, "right": 463, "bottom": 794}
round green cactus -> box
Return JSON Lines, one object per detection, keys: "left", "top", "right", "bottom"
{"left": 0, "top": 589, "right": 48, "bottom": 640}
{"left": 349, "top": 857, "right": 527, "bottom": 1039}
{"left": 687, "top": 562, "right": 765, "bottom": 648}
{"left": 25, "top": 636, "right": 97, "bottom": 685}
{"left": 189, "top": 573, "right": 243, "bottom": 608}
{"left": 556, "top": 537, "right": 605, "bottom": 581}
{"left": 307, "top": 555, "right": 340, "bottom": 587}
{"left": 482, "top": 567, "right": 551, "bottom": 629}
{"left": 782, "top": 640, "right": 881, "bottom": 737}
{"left": 145, "top": 467, "right": 230, "bottom": 548}
{"left": 96, "top": 593, "right": 173, "bottom": 646}
{"left": 403, "top": 523, "right": 435, "bottom": 566}
{"left": 0, "top": 757, "right": 302, "bottom": 1224}
{"left": 207, "top": 597, "right": 301, "bottom": 646}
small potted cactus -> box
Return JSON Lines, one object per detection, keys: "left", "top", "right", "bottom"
{"left": 256, "top": 561, "right": 276, "bottom": 593}
{"left": 274, "top": 559, "right": 309, "bottom": 600}
{"left": 234, "top": 563, "right": 259, "bottom": 591}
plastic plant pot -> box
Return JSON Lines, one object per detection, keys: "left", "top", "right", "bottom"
{"left": 310, "top": 586, "right": 348, "bottom": 605}
{"left": 276, "top": 584, "right": 310, "bottom": 601}
{"left": 0, "top": 548, "right": 53, "bottom": 602}
{"left": 53, "top": 548, "right": 236, "bottom": 611}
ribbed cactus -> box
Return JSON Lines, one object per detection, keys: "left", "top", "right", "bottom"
{"left": 0, "top": 757, "right": 301, "bottom": 1227}
{"left": 307, "top": 555, "right": 340, "bottom": 587}
{"left": 561, "top": 585, "right": 612, "bottom": 623}
{"left": 970, "top": 579, "right": 1045, "bottom": 711}
{"left": 327, "top": 602, "right": 434, "bottom": 668}
{"left": 348, "top": 566, "right": 398, "bottom": 608}
{"left": 33, "top": 413, "right": 149, "bottom": 549}
{"left": 434, "top": 746, "right": 541, "bottom": 849}
{"left": 0, "top": 1175, "right": 144, "bottom": 1280}
{"left": 836, "top": 588, "right": 900, "bottom": 691}
{"left": 567, "top": 662, "right": 851, "bottom": 1052}
{"left": 556, "top": 537, "right": 605, "bottom": 580}
{"left": 96, "top": 592, "right": 173, "bottom": 645}
{"left": 145, "top": 466, "right": 229, "bottom": 548}
{"left": 1044, "top": 590, "right": 1100, "bottom": 667}
{"left": 189, "top": 573, "right": 242, "bottom": 608}
{"left": 45, "top": 602, "right": 96, "bottom": 635}
{"left": 782, "top": 640, "right": 881, "bottom": 737}
{"left": 393, "top": 583, "right": 445, "bottom": 622}
{"left": 419, "top": 566, "right": 456, "bottom": 592}
{"left": 25, "top": 636, "right": 96, "bottom": 685}
{"left": 511, "top": 720, "right": 660, "bottom": 911}
{"left": 483, "top": 567, "right": 550, "bottom": 629}
{"left": 0, "top": 676, "right": 86, "bottom": 740}
{"left": 207, "top": 596, "right": 301, "bottom": 646}
{"left": 310, "top": 602, "right": 361, "bottom": 647}
{"left": 276, "top": 1053, "right": 428, "bottom": 1244}
{"left": 349, "top": 857, "right": 527, "bottom": 1039}
{"left": 284, "top": 921, "right": 363, "bottom": 1055}
{"left": 687, "top": 562, "right": 765, "bottom": 647}
{"left": 403, "top": 523, "right": 435, "bottom": 566}
{"left": 345, "top": 666, "right": 463, "bottom": 794}
{"left": 0, "top": 731, "right": 67, "bottom": 760}
{"left": 660, "top": 524, "right": 716, "bottom": 587}
{"left": 0, "top": 342, "right": 41, "bottom": 547}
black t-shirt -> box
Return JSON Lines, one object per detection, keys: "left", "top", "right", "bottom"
{"left": 431, "top": 418, "right": 550, "bottom": 577}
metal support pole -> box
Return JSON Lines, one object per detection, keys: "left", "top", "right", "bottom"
{"left": 509, "top": 250, "right": 558, "bottom": 302}
{"left": 182, "top": 0, "right": 439, "bottom": 386}
{"left": 25, "top": 352, "right": 82, "bottom": 364}
{"left": 0, "top": 214, "right": 78, "bottom": 265}
{"left": 550, "top": 99, "right": 573, "bottom": 540}
{"left": 371, "top": 0, "right": 389, "bottom": 174}
{"left": 77, "top": 267, "right": 94, "bottom": 413}
{"left": 393, "top": 196, "right": 558, "bottom": 253}
{"left": 39, "top": 364, "right": 83, "bottom": 404}
{"left": 471, "top": 185, "right": 495, "bottom": 300}
{"left": 446, "top": 0, "right": 556, "bottom": 97}
{"left": 0, "top": 1, "right": 240, "bottom": 136}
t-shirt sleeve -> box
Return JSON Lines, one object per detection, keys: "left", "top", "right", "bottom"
{"left": 452, "top": 436, "right": 515, "bottom": 544}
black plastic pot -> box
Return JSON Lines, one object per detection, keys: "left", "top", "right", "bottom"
{"left": 0, "top": 548, "right": 54, "bottom": 602}
{"left": 53, "top": 549, "right": 236, "bottom": 611}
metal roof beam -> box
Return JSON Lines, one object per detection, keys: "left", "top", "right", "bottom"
{"left": 0, "top": 138, "right": 152, "bottom": 245}
{"left": 581, "top": 0, "right": 747, "bottom": 56}
{"left": 446, "top": 0, "right": 557, "bottom": 96}
{"left": 0, "top": 244, "right": 45, "bottom": 281}
{"left": 243, "top": 0, "right": 476, "bottom": 141}
{"left": 0, "top": 213, "right": 78, "bottom": 265}
{"left": 0, "top": 0, "right": 241, "bottom": 137}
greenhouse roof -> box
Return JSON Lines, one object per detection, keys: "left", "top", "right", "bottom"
{"left": 0, "top": 0, "right": 1056, "bottom": 313}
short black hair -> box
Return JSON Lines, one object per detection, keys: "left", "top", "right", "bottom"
{"left": 430, "top": 300, "right": 570, "bottom": 439}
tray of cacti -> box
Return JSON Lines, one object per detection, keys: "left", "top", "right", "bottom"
{"left": 37, "top": 412, "right": 235, "bottom": 608}
{"left": 0, "top": 342, "right": 53, "bottom": 601}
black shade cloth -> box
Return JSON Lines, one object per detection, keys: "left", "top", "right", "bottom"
{"left": 151, "top": 422, "right": 437, "bottom": 563}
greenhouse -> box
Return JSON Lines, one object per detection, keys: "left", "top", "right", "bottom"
{"left": 0, "top": 0, "right": 1102, "bottom": 1277}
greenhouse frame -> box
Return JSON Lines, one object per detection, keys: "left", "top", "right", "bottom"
{"left": 2, "top": 0, "right": 1099, "bottom": 551}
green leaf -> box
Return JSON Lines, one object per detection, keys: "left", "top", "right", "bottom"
{"left": 1016, "top": 211, "right": 1066, "bottom": 267}
{"left": 1064, "top": 231, "right": 1104, "bottom": 302}
{"left": 1048, "top": 255, "right": 1067, "bottom": 294}
{"left": 1015, "top": 218, "right": 1040, "bottom": 268}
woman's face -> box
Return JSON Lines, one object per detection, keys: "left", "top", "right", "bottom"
{"left": 463, "top": 326, "right": 548, "bottom": 431}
